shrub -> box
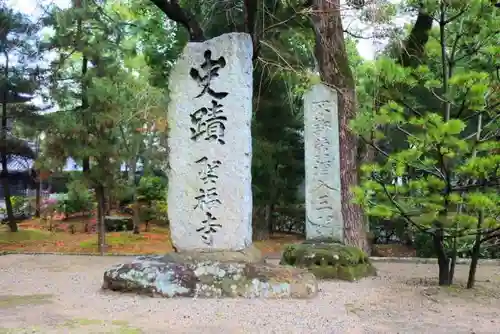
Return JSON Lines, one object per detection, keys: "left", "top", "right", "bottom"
{"left": 137, "top": 176, "right": 166, "bottom": 202}
{"left": 55, "top": 180, "right": 94, "bottom": 217}
{"left": 104, "top": 216, "right": 133, "bottom": 232}
{"left": 10, "top": 196, "right": 28, "bottom": 217}
{"left": 369, "top": 217, "right": 410, "bottom": 245}
{"left": 413, "top": 231, "right": 436, "bottom": 258}
{"left": 115, "top": 184, "right": 135, "bottom": 207}
{"left": 152, "top": 200, "right": 168, "bottom": 224}
{"left": 413, "top": 231, "right": 500, "bottom": 259}
{"left": 0, "top": 196, "right": 30, "bottom": 218}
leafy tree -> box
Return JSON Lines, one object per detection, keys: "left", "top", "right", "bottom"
{"left": 352, "top": 0, "right": 500, "bottom": 286}
{"left": 115, "top": 55, "right": 168, "bottom": 233}
{"left": 41, "top": 1, "right": 135, "bottom": 253}
{"left": 0, "top": 4, "right": 42, "bottom": 231}
{"left": 136, "top": 175, "right": 167, "bottom": 232}
{"left": 39, "top": 0, "right": 172, "bottom": 248}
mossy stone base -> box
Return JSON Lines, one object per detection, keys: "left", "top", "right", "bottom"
{"left": 162, "top": 245, "right": 263, "bottom": 264}
{"left": 102, "top": 253, "right": 317, "bottom": 299}
{"left": 280, "top": 241, "right": 376, "bottom": 281}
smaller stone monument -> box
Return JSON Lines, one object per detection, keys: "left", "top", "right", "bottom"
{"left": 102, "top": 33, "right": 317, "bottom": 298}
{"left": 280, "top": 83, "right": 376, "bottom": 281}
{"left": 303, "top": 83, "right": 343, "bottom": 241}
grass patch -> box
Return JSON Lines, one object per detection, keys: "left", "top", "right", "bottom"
{"left": 0, "top": 319, "right": 142, "bottom": 334}
{"left": 0, "top": 326, "right": 42, "bottom": 334}
{"left": 0, "top": 226, "right": 52, "bottom": 244}
{"left": 59, "top": 318, "right": 142, "bottom": 333}
{"left": 60, "top": 318, "right": 103, "bottom": 328}
{"left": 147, "top": 225, "right": 170, "bottom": 234}
{"left": 79, "top": 233, "right": 149, "bottom": 249}
{"left": 0, "top": 294, "right": 53, "bottom": 309}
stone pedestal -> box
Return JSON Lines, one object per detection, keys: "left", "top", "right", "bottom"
{"left": 102, "top": 247, "right": 318, "bottom": 299}
{"left": 280, "top": 240, "right": 376, "bottom": 281}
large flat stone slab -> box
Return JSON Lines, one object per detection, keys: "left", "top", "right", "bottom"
{"left": 102, "top": 255, "right": 318, "bottom": 299}
{"left": 303, "top": 83, "right": 343, "bottom": 241}
{"left": 167, "top": 32, "right": 253, "bottom": 251}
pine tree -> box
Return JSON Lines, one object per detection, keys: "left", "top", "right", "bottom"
{"left": 352, "top": 0, "right": 500, "bottom": 286}
{"left": 41, "top": 0, "right": 169, "bottom": 249}
{"left": 0, "top": 4, "right": 42, "bottom": 232}
{"left": 42, "top": 1, "right": 128, "bottom": 253}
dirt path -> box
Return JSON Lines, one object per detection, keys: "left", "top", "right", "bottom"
{"left": 1, "top": 254, "right": 499, "bottom": 333}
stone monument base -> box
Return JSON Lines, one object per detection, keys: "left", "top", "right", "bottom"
{"left": 279, "top": 239, "right": 377, "bottom": 281}
{"left": 102, "top": 246, "right": 318, "bottom": 299}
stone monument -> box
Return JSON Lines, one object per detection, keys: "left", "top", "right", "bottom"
{"left": 166, "top": 32, "right": 252, "bottom": 251}
{"left": 303, "top": 83, "right": 343, "bottom": 242}
{"left": 102, "top": 33, "right": 317, "bottom": 298}
{"left": 280, "top": 83, "right": 376, "bottom": 281}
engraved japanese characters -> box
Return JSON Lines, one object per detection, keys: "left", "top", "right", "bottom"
{"left": 167, "top": 33, "right": 253, "bottom": 251}
{"left": 303, "top": 83, "right": 343, "bottom": 241}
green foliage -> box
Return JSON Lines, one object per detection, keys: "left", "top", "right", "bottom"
{"left": 10, "top": 196, "right": 27, "bottom": 215}
{"left": 135, "top": 176, "right": 168, "bottom": 224}
{"left": 151, "top": 200, "right": 168, "bottom": 223}
{"left": 57, "top": 180, "right": 94, "bottom": 216}
{"left": 0, "top": 3, "right": 45, "bottom": 230}
{"left": 353, "top": 1, "right": 500, "bottom": 273}
{"left": 0, "top": 196, "right": 27, "bottom": 217}
{"left": 104, "top": 216, "right": 133, "bottom": 232}
{"left": 137, "top": 176, "right": 166, "bottom": 203}
{"left": 413, "top": 231, "right": 500, "bottom": 259}
{"left": 369, "top": 217, "right": 409, "bottom": 244}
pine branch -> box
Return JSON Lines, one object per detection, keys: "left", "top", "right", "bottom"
{"left": 149, "top": 0, "right": 205, "bottom": 42}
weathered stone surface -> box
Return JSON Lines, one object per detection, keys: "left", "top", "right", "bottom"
{"left": 280, "top": 242, "right": 376, "bottom": 281}
{"left": 161, "top": 246, "right": 263, "bottom": 264}
{"left": 102, "top": 255, "right": 317, "bottom": 299}
{"left": 167, "top": 32, "right": 253, "bottom": 251}
{"left": 303, "top": 83, "right": 343, "bottom": 241}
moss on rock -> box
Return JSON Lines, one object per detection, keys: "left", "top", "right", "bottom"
{"left": 280, "top": 242, "right": 376, "bottom": 281}
{"left": 102, "top": 254, "right": 317, "bottom": 299}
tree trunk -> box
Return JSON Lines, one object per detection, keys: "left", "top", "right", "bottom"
{"left": 129, "top": 159, "right": 140, "bottom": 234}
{"left": 104, "top": 187, "right": 111, "bottom": 215}
{"left": 448, "top": 235, "right": 457, "bottom": 284}
{"left": 0, "top": 164, "right": 16, "bottom": 232}
{"left": 34, "top": 179, "right": 41, "bottom": 218}
{"left": 266, "top": 203, "right": 275, "bottom": 236}
{"left": 1, "top": 51, "right": 17, "bottom": 232}
{"left": 433, "top": 229, "right": 451, "bottom": 286}
{"left": 467, "top": 210, "right": 484, "bottom": 289}
{"left": 133, "top": 199, "right": 140, "bottom": 234}
{"left": 252, "top": 206, "right": 269, "bottom": 241}
{"left": 95, "top": 185, "right": 106, "bottom": 255}
{"left": 311, "top": 0, "right": 367, "bottom": 251}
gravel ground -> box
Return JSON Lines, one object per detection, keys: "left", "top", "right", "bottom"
{"left": 1, "top": 254, "right": 499, "bottom": 334}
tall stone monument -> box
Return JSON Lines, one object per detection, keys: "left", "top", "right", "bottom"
{"left": 102, "top": 33, "right": 318, "bottom": 298}
{"left": 167, "top": 33, "right": 252, "bottom": 251}
{"left": 303, "top": 83, "right": 343, "bottom": 242}
{"left": 280, "top": 83, "right": 376, "bottom": 281}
